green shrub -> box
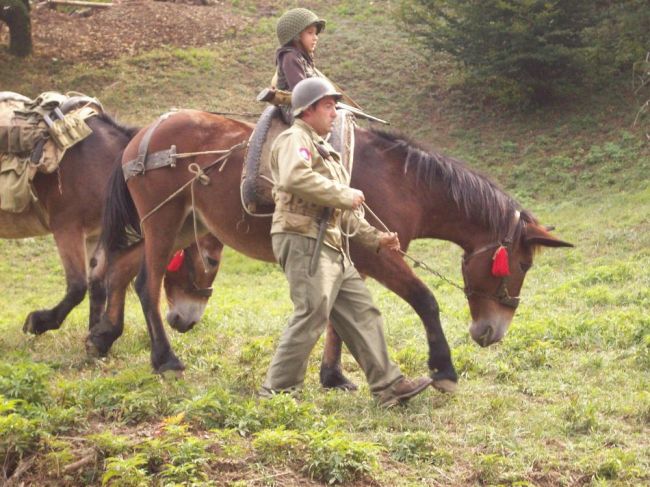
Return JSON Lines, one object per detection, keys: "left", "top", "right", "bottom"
{"left": 88, "top": 432, "right": 133, "bottom": 457}
{"left": 258, "top": 393, "right": 318, "bottom": 431}
{"left": 253, "top": 427, "right": 304, "bottom": 464}
{"left": 0, "top": 361, "right": 52, "bottom": 404}
{"left": 389, "top": 431, "right": 452, "bottom": 465}
{"left": 303, "top": 429, "right": 380, "bottom": 484}
{"left": 102, "top": 453, "right": 149, "bottom": 487}
{"left": 159, "top": 435, "right": 211, "bottom": 484}
{"left": 177, "top": 387, "right": 234, "bottom": 429}
{"left": 0, "top": 410, "right": 40, "bottom": 457}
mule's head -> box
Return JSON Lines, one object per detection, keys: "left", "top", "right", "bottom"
{"left": 163, "top": 236, "right": 223, "bottom": 332}
{"left": 462, "top": 217, "right": 572, "bottom": 346}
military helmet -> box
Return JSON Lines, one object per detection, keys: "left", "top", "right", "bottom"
{"left": 276, "top": 8, "right": 326, "bottom": 47}
{"left": 292, "top": 77, "right": 342, "bottom": 117}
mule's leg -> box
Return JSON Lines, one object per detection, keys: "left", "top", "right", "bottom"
{"left": 138, "top": 213, "right": 186, "bottom": 373}
{"left": 322, "top": 251, "right": 458, "bottom": 392}
{"left": 85, "top": 236, "right": 107, "bottom": 331}
{"left": 86, "top": 244, "right": 144, "bottom": 357}
{"left": 23, "top": 226, "right": 87, "bottom": 334}
{"left": 320, "top": 322, "right": 358, "bottom": 391}
{"left": 87, "top": 243, "right": 107, "bottom": 333}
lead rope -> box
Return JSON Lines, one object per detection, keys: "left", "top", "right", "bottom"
{"left": 341, "top": 202, "right": 466, "bottom": 293}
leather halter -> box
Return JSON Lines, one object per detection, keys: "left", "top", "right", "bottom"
{"left": 180, "top": 247, "right": 214, "bottom": 299}
{"left": 461, "top": 211, "right": 522, "bottom": 309}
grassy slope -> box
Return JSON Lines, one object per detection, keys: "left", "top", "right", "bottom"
{"left": 1, "top": 0, "right": 648, "bottom": 485}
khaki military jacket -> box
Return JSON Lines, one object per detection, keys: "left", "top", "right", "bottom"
{"left": 270, "top": 119, "right": 381, "bottom": 252}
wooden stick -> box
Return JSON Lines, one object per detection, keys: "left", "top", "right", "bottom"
{"left": 48, "top": 0, "right": 113, "bottom": 8}
{"left": 62, "top": 454, "right": 96, "bottom": 474}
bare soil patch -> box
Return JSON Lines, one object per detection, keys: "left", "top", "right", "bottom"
{"left": 25, "top": 0, "right": 250, "bottom": 63}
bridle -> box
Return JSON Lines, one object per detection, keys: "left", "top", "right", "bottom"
{"left": 180, "top": 246, "right": 214, "bottom": 298}
{"left": 461, "top": 212, "right": 522, "bottom": 309}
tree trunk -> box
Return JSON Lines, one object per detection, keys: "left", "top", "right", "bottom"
{"left": 0, "top": 0, "right": 32, "bottom": 57}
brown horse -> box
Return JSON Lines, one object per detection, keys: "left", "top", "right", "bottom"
{"left": 0, "top": 112, "right": 222, "bottom": 335}
{"left": 91, "top": 109, "right": 572, "bottom": 389}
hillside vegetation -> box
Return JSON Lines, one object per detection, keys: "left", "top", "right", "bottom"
{"left": 1, "top": 1, "right": 648, "bottom": 485}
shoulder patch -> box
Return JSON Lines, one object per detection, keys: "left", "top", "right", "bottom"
{"left": 298, "top": 147, "right": 311, "bottom": 161}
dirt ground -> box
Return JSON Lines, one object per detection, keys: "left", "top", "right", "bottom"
{"left": 17, "top": 0, "right": 260, "bottom": 63}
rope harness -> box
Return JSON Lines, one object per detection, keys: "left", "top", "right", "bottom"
{"left": 137, "top": 141, "right": 248, "bottom": 272}
{"left": 343, "top": 205, "right": 522, "bottom": 309}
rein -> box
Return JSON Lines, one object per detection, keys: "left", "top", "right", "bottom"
{"left": 360, "top": 203, "right": 522, "bottom": 309}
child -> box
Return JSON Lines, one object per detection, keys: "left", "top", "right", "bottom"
{"left": 274, "top": 7, "right": 325, "bottom": 93}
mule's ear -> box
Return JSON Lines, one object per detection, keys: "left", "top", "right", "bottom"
{"left": 524, "top": 224, "right": 574, "bottom": 248}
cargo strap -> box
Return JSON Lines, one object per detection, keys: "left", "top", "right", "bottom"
{"left": 122, "top": 112, "right": 176, "bottom": 181}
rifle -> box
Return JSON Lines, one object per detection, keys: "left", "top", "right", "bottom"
{"left": 256, "top": 88, "right": 389, "bottom": 125}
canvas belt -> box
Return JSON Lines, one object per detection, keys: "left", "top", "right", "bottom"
{"left": 276, "top": 198, "right": 339, "bottom": 223}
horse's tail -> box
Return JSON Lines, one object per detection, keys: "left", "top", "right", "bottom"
{"left": 100, "top": 157, "right": 141, "bottom": 253}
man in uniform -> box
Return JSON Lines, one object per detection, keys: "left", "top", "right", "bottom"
{"left": 261, "top": 78, "right": 433, "bottom": 407}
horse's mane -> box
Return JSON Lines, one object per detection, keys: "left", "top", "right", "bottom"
{"left": 369, "top": 129, "right": 537, "bottom": 238}
{"left": 95, "top": 112, "right": 140, "bottom": 140}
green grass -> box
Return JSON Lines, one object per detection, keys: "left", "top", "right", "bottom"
{"left": 1, "top": 0, "right": 649, "bottom": 484}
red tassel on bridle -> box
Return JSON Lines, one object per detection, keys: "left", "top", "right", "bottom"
{"left": 491, "top": 246, "right": 510, "bottom": 277}
{"left": 167, "top": 249, "right": 185, "bottom": 272}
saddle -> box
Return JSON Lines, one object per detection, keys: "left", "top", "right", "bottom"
{"left": 241, "top": 107, "right": 356, "bottom": 215}
{"left": 0, "top": 91, "right": 102, "bottom": 214}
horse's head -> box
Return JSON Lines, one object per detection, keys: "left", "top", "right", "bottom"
{"left": 462, "top": 215, "right": 572, "bottom": 346}
{"left": 163, "top": 236, "right": 223, "bottom": 333}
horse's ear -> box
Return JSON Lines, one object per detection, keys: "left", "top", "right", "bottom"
{"left": 524, "top": 224, "right": 574, "bottom": 248}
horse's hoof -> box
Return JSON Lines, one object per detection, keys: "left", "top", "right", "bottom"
{"left": 155, "top": 355, "right": 185, "bottom": 375}
{"left": 432, "top": 379, "right": 457, "bottom": 394}
{"left": 320, "top": 366, "right": 358, "bottom": 391}
{"left": 23, "top": 314, "right": 37, "bottom": 335}
{"left": 23, "top": 311, "right": 55, "bottom": 335}
{"left": 160, "top": 369, "right": 184, "bottom": 380}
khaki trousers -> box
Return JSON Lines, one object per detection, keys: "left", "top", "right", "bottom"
{"left": 262, "top": 233, "right": 403, "bottom": 396}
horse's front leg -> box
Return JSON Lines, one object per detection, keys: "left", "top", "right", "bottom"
{"left": 23, "top": 225, "right": 87, "bottom": 334}
{"left": 86, "top": 242, "right": 144, "bottom": 356}
{"left": 326, "top": 249, "right": 458, "bottom": 392}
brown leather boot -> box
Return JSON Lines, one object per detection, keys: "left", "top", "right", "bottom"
{"left": 378, "top": 377, "right": 433, "bottom": 408}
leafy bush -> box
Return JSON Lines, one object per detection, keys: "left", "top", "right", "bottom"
{"left": 0, "top": 361, "right": 52, "bottom": 404}
{"left": 0, "top": 410, "right": 40, "bottom": 457}
{"left": 0, "top": 397, "right": 41, "bottom": 474}
{"left": 102, "top": 453, "right": 149, "bottom": 487}
{"left": 177, "top": 387, "right": 234, "bottom": 429}
{"left": 253, "top": 427, "right": 304, "bottom": 464}
{"left": 303, "top": 429, "right": 380, "bottom": 484}
{"left": 258, "top": 393, "right": 318, "bottom": 431}
{"left": 389, "top": 431, "right": 452, "bottom": 465}
{"left": 88, "top": 432, "right": 133, "bottom": 457}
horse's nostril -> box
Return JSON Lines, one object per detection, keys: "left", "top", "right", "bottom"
{"left": 166, "top": 312, "right": 179, "bottom": 327}
{"left": 479, "top": 326, "right": 493, "bottom": 347}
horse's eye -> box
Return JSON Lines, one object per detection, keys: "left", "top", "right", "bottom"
{"left": 206, "top": 257, "right": 219, "bottom": 267}
{"left": 520, "top": 262, "right": 532, "bottom": 273}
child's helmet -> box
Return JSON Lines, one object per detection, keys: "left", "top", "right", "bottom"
{"left": 276, "top": 8, "right": 326, "bottom": 47}
{"left": 292, "top": 78, "right": 342, "bottom": 117}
